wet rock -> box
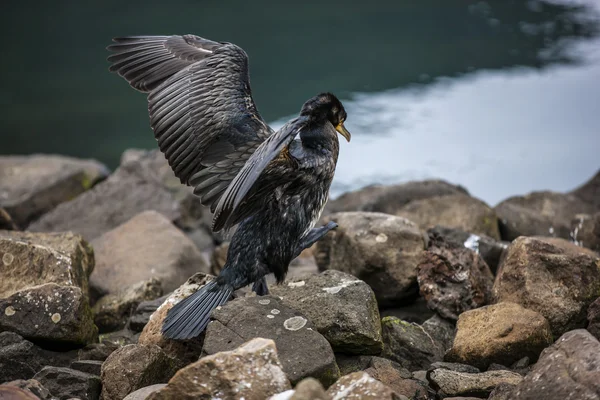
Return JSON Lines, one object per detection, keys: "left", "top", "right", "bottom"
{"left": 1, "top": 379, "right": 53, "bottom": 400}
{"left": 203, "top": 295, "right": 339, "bottom": 386}
{"left": 138, "top": 273, "right": 210, "bottom": 367}
{"left": 364, "top": 357, "right": 433, "bottom": 399}
{"left": 0, "top": 208, "right": 17, "bottom": 231}
{"left": 495, "top": 191, "right": 594, "bottom": 241}
{"left": 70, "top": 360, "right": 102, "bottom": 376}
{"left": 129, "top": 294, "right": 169, "bottom": 333}
{"left": 101, "top": 344, "right": 177, "bottom": 400}
{"left": 446, "top": 302, "right": 553, "bottom": 369}
{"left": 148, "top": 338, "right": 291, "bottom": 400}
{"left": 0, "top": 386, "right": 41, "bottom": 400}
{"left": 511, "top": 329, "right": 600, "bottom": 400}
{"left": 571, "top": 212, "right": 600, "bottom": 252}
{"left": 427, "top": 369, "right": 522, "bottom": 398}
{"left": 588, "top": 297, "right": 600, "bottom": 340}
{"left": 0, "top": 231, "right": 94, "bottom": 299}
{"left": 270, "top": 270, "right": 382, "bottom": 355}
{"left": 77, "top": 341, "right": 119, "bottom": 362}
{"left": 0, "top": 283, "right": 97, "bottom": 346}
{"left": 571, "top": 168, "right": 600, "bottom": 211}
{"left": 0, "top": 154, "right": 108, "bottom": 228}
{"left": 426, "top": 226, "right": 508, "bottom": 274}
{"left": 92, "top": 278, "right": 162, "bottom": 333}
{"left": 493, "top": 236, "right": 600, "bottom": 336}
{"left": 395, "top": 194, "right": 501, "bottom": 240}
{"left": 381, "top": 316, "right": 444, "bottom": 371}
{"left": 327, "top": 180, "right": 468, "bottom": 214}
{"left": 89, "top": 210, "right": 208, "bottom": 295}
{"left": 316, "top": 212, "right": 426, "bottom": 306}
{"left": 34, "top": 366, "right": 101, "bottom": 400}
{"left": 326, "top": 371, "right": 401, "bottom": 400}
{"left": 417, "top": 241, "right": 494, "bottom": 321}
{"left": 123, "top": 384, "right": 167, "bottom": 400}
{"left": 421, "top": 315, "right": 456, "bottom": 352}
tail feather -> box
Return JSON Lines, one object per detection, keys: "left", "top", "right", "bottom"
{"left": 162, "top": 280, "right": 233, "bottom": 340}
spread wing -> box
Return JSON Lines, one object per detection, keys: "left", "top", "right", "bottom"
{"left": 107, "top": 35, "right": 274, "bottom": 215}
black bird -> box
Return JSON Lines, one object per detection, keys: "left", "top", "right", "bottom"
{"left": 107, "top": 34, "right": 350, "bottom": 340}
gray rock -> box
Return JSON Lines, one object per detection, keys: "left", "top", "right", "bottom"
{"left": 326, "top": 371, "right": 402, "bottom": 399}
{"left": 270, "top": 270, "right": 382, "bottom": 355}
{"left": 429, "top": 362, "right": 480, "bottom": 374}
{"left": 316, "top": 212, "right": 426, "bottom": 306}
{"left": 381, "top": 317, "right": 444, "bottom": 371}
{"left": 34, "top": 366, "right": 101, "bottom": 400}
{"left": 487, "top": 383, "right": 517, "bottom": 400}
{"left": 0, "top": 154, "right": 108, "bottom": 228}
{"left": 0, "top": 386, "right": 41, "bottom": 400}
{"left": 588, "top": 297, "right": 600, "bottom": 341}
{"left": 77, "top": 342, "right": 119, "bottom": 362}
{"left": 571, "top": 212, "right": 600, "bottom": 252}
{"left": 123, "top": 384, "right": 167, "bottom": 400}
{"left": 1, "top": 379, "right": 54, "bottom": 400}
{"left": 380, "top": 297, "right": 434, "bottom": 324}
{"left": 129, "top": 294, "right": 169, "bottom": 333}
{"left": 421, "top": 314, "right": 456, "bottom": 352}
{"left": 203, "top": 295, "right": 339, "bottom": 386}
{"left": 427, "top": 369, "right": 522, "bottom": 398}
{"left": 493, "top": 236, "right": 600, "bottom": 336}
{"left": 570, "top": 168, "right": 600, "bottom": 211}
{"left": 511, "top": 329, "right": 600, "bottom": 400}
{"left": 70, "top": 360, "right": 102, "bottom": 377}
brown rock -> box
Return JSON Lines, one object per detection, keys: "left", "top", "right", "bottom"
{"left": 511, "top": 329, "right": 600, "bottom": 400}
{"left": 90, "top": 210, "right": 208, "bottom": 295}
{"left": 1, "top": 379, "right": 53, "bottom": 400}
{"left": 588, "top": 297, "right": 600, "bottom": 341}
{"left": 0, "top": 208, "right": 17, "bottom": 231}
{"left": 364, "top": 358, "right": 431, "bottom": 399}
{"left": 0, "top": 154, "right": 108, "bottom": 228}
{"left": 0, "top": 386, "right": 40, "bottom": 400}
{"left": 0, "top": 231, "right": 94, "bottom": 299}
{"left": 0, "top": 283, "right": 97, "bottom": 346}
{"left": 493, "top": 236, "right": 600, "bottom": 336}
{"left": 210, "top": 241, "right": 229, "bottom": 276}
{"left": 571, "top": 168, "right": 600, "bottom": 211}
{"left": 100, "top": 344, "right": 177, "bottom": 400}
{"left": 316, "top": 212, "right": 426, "bottom": 306}
{"left": 148, "top": 338, "right": 291, "bottom": 400}
{"left": 445, "top": 302, "right": 553, "bottom": 369}
{"left": 326, "top": 372, "right": 401, "bottom": 399}
{"left": 427, "top": 369, "right": 522, "bottom": 398}
{"left": 123, "top": 384, "right": 167, "bottom": 400}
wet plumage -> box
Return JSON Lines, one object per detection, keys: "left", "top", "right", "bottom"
{"left": 107, "top": 34, "right": 350, "bottom": 339}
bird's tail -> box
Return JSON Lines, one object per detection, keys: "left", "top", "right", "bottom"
{"left": 161, "top": 280, "right": 233, "bottom": 340}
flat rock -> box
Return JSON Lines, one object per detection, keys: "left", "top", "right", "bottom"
{"left": 70, "top": 360, "right": 103, "bottom": 376}
{"left": 0, "top": 231, "right": 94, "bottom": 299}
{"left": 34, "top": 366, "right": 101, "bottom": 400}
{"left": 1, "top": 379, "right": 53, "bottom": 399}
{"left": 203, "top": 295, "right": 340, "bottom": 386}
{"left": 92, "top": 278, "right": 162, "bottom": 333}
{"left": 270, "top": 270, "right": 382, "bottom": 355}
{"left": 493, "top": 236, "right": 600, "bottom": 336}
{"left": 571, "top": 212, "right": 600, "bottom": 252}
{"left": 570, "top": 168, "right": 600, "bottom": 211}
{"left": 101, "top": 344, "right": 177, "bottom": 400}
{"left": 0, "top": 386, "right": 41, "bottom": 400}
{"left": 429, "top": 362, "right": 479, "bottom": 374}
{"left": 123, "top": 384, "right": 167, "bottom": 400}
{"left": 417, "top": 239, "right": 494, "bottom": 321}
{"left": 148, "top": 338, "right": 291, "bottom": 400}
{"left": 511, "top": 329, "right": 600, "bottom": 400}
{"left": 326, "top": 371, "right": 402, "bottom": 400}
{"left": 395, "top": 194, "right": 501, "bottom": 240}
{"left": 588, "top": 297, "right": 600, "bottom": 340}
{"left": 428, "top": 369, "right": 522, "bottom": 398}
{"left": 0, "top": 283, "right": 97, "bottom": 346}
{"left": 89, "top": 210, "right": 208, "bottom": 295}
{"left": 0, "top": 154, "right": 108, "bottom": 228}
{"left": 381, "top": 316, "right": 444, "bottom": 371}
{"left": 446, "top": 302, "right": 553, "bottom": 369}
{"left": 129, "top": 294, "right": 169, "bottom": 333}
{"left": 316, "top": 212, "right": 426, "bottom": 306}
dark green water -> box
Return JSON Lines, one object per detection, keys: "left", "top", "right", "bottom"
{"left": 1, "top": 1, "right": 599, "bottom": 204}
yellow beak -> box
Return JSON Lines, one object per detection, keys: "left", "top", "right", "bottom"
{"left": 335, "top": 122, "right": 351, "bottom": 142}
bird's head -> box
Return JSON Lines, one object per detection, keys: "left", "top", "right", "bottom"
{"left": 300, "top": 93, "right": 351, "bottom": 142}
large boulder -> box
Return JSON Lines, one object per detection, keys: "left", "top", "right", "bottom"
{"left": 34, "top": 366, "right": 101, "bottom": 400}
{"left": 493, "top": 236, "right": 600, "bottom": 336}
{"left": 0, "top": 231, "right": 94, "bottom": 299}
{"left": 89, "top": 210, "right": 208, "bottom": 295}
{"left": 445, "top": 302, "right": 553, "bottom": 369}
{"left": 148, "top": 338, "right": 291, "bottom": 400}
{"left": 511, "top": 329, "right": 600, "bottom": 400}
{"left": 395, "top": 194, "right": 501, "bottom": 240}
{"left": 0, "top": 154, "right": 108, "bottom": 228}
{"left": 326, "top": 371, "right": 401, "bottom": 400}
{"left": 203, "top": 295, "right": 340, "bottom": 386}
{"left": 427, "top": 369, "right": 522, "bottom": 398}
{"left": 270, "top": 270, "right": 382, "bottom": 355}
{"left": 316, "top": 212, "right": 426, "bottom": 306}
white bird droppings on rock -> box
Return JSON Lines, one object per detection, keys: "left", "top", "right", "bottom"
{"left": 271, "top": 309, "right": 280, "bottom": 315}
{"left": 51, "top": 313, "right": 61, "bottom": 323}
{"left": 375, "top": 233, "right": 388, "bottom": 243}
{"left": 267, "top": 314, "right": 275, "bottom": 319}
{"left": 2, "top": 252, "right": 14, "bottom": 266}
{"left": 283, "top": 316, "right": 307, "bottom": 331}
{"left": 4, "top": 306, "right": 15, "bottom": 316}
{"left": 287, "top": 281, "right": 305, "bottom": 288}
{"left": 463, "top": 234, "right": 481, "bottom": 254}
{"left": 258, "top": 299, "right": 271, "bottom": 305}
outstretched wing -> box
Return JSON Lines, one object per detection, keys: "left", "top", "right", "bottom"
{"left": 107, "top": 35, "right": 273, "bottom": 212}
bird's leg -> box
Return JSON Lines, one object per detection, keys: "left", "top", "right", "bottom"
{"left": 252, "top": 276, "right": 269, "bottom": 296}
{"left": 294, "top": 221, "right": 338, "bottom": 258}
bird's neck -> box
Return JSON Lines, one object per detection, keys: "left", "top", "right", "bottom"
{"left": 299, "top": 120, "right": 339, "bottom": 153}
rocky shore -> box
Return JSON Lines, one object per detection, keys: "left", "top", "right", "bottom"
{"left": 1, "top": 150, "right": 599, "bottom": 400}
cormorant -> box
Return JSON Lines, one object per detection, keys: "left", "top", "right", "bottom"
{"left": 107, "top": 35, "right": 350, "bottom": 340}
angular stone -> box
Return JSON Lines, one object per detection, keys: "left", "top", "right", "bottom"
{"left": 326, "top": 371, "right": 400, "bottom": 400}
{"left": 0, "top": 386, "right": 40, "bottom": 400}
{"left": 203, "top": 295, "right": 339, "bottom": 386}
{"left": 89, "top": 210, "right": 208, "bottom": 295}
{"left": 511, "top": 330, "right": 600, "bottom": 400}
{"left": 0, "top": 283, "right": 97, "bottom": 346}
{"left": 446, "top": 302, "right": 553, "bottom": 369}
{"left": 0, "top": 231, "right": 94, "bottom": 299}
{"left": 92, "top": 278, "right": 162, "bottom": 333}
{"left": 70, "top": 360, "right": 103, "bottom": 376}
{"left": 428, "top": 369, "right": 522, "bottom": 398}
{"left": 148, "top": 338, "right": 291, "bottom": 400}
{"left": 270, "top": 270, "right": 382, "bottom": 355}
{"left": 316, "top": 212, "right": 426, "bottom": 306}
{"left": 123, "top": 384, "right": 167, "bottom": 400}
{"left": 493, "top": 236, "right": 600, "bottom": 336}
{"left": 0, "top": 154, "right": 108, "bottom": 228}
{"left": 381, "top": 316, "right": 444, "bottom": 371}
{"left": 34, "top": 366, "right": 101, "bottom": 400}
{"left": 571, "top": 212, "right": 600, "bottom": 252}
{"left": 129, "top": 295, "right": 169, "bottom": 333}
{"left": 1, "top": 379, "right": 53, "bottom": 400}
{"left": 101, "top": 344, "right": 177, "bottom": 400}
